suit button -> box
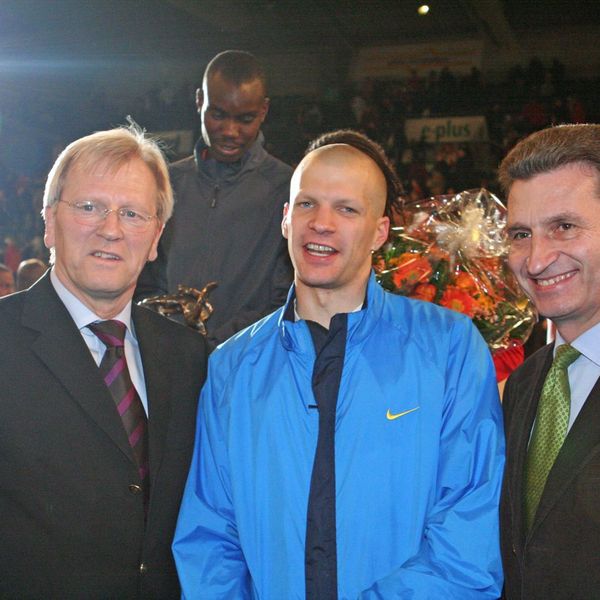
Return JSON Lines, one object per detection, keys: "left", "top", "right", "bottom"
{"left": 129, "top": 484, "right": 143, "bottom": 495}
{"left": 512, "top": 544, "right": 517, "bottom": 556}
{"left": 139, "top": 562, "right": 147, "bottom": 574}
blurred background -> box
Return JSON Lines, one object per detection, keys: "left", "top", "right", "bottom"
{"left": 0, "top": 0, "right": 599, "bottom": 264}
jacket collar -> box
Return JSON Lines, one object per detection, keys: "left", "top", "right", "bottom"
{"left": 527, "top": 345, "right": 600, "bottom": 539}
{"left": 193, "top": 131, "right": 267, "bottom": 182}
{"left": 22, "top": 272, "right": 139, "bottom": 470}
{"left": 278, "top": 271, "right": 385, "bottom": 353}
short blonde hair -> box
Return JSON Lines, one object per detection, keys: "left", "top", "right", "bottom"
{"left": 43, "top": 124, "right": 173, "bottom": 223}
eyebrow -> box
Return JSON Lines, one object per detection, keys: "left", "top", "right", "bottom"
{"left": 506, "top": 223, "right": 528, "bottom": 236}
{"left": 507, "top": 211, "right": 583, "bottom": 233}
{"left": 294, "top": 193, "right": 361, "bottom": 204}
{"left": 208, "top": 105, "right": 259, "bottom": 118}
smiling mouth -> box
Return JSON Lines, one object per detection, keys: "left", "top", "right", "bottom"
{"left": 217, "top": 143, "right": 241, "bottom": 153}
{"left": 92, "top": 251, "right": 120, "bottom": 261}
{"left": 305, "top": 242, "right": 336, "bottom": 257}
{"left": 534, "top": 271, "right": 576, "bottom": 287}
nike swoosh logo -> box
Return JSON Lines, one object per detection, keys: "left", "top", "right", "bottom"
{"left": 386, "top": 407, "right": 420, "bottom": 420}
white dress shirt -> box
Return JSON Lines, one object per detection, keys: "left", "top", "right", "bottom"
{"left": 555, "top": 321, "right": 600, "bottom": 431}
{"left": 50, "top": 268, "right": 149, "bottom": 415}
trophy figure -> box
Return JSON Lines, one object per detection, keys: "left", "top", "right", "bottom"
{"left": 138, "top": 282, "right": 217, "bottom": 336}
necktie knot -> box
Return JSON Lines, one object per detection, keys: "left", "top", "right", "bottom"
{"left": 88, "top": 320, "right": 127, "bottom": 348}
{"left": 553, "top": 343, "right": 581, "bottom": 370}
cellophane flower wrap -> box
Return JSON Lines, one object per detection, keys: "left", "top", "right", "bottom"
{"left": 374, "top": 188, "right": 536, "bottom": 351}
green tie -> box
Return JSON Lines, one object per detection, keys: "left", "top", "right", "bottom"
{"left": 524, "top": 344, "right": 581, "bottom": 530}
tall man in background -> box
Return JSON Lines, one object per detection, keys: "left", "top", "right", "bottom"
{"left": 137, "top": 50, "right": 293, "bottom": 345}
{"left": 174, "top": 130, "right": 504, "bottom": 598}
{"left": 500, "top": 124, "right": 600, "bottom": 598}
{"left": 0, "top": 126, "right": 208, "bottom": 599}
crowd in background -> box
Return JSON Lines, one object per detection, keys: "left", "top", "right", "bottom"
{"left": 0, "top": 56, "right": 598, "bottom": 269}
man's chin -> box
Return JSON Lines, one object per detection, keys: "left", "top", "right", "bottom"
{"left": 210, "top": 146, "right": 244, "bottom": 163}
{"left": 78, "top": 277, "right": 136, "bottom": 303}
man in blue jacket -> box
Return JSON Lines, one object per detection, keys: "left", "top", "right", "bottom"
{"left": 174, "top": 130, "right": 504, "bottom": 599}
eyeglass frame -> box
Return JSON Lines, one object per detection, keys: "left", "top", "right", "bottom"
{"left": 58, "top": 199, "right": 159, "bottom": 231}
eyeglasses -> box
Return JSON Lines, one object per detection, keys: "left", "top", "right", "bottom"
{"left": 59, "top": 199, "right": 158, "bottom": 231}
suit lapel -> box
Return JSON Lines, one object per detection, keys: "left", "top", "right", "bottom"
{"left": 134, "top": 305, "right": 171, "bottom": 486}
{"left": 24, "top": 274, "right": 137, "bottom": 466}
{"left": 532, "top": 372, "right": 600, "bottom": 532}
{"left": 507, "top": 345, "right": 553, "bottom": 548}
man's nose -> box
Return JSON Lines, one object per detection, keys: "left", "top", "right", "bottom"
{"left": 96, "top": 209, "right": 124, "bottom": 238}
{"left": 309, "top": 206, "right": 335, "bottom": 233}
{"left": 526, "top": 235, "right": 559, "bottom": 274}
{"left": 221, "top": 118, "right": 240, "bottom": 138}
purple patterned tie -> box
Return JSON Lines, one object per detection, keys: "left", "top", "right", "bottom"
{"left": 88, "top": 320, "right": 149, "bottom": 498}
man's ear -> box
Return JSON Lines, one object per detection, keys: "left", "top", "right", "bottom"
{"left": 281, "top": 202, "right": 290, "bottom": 239}
{"left": 260, "top": 97, "right": 270, "bottom": 123}
{"left": 195, "top": 88, "right": 203, "bottom": 114}
{"left": 43, "top": 205, "right": 56, "bottom": 250}
{"left": 372, "top": 216, "right": 390, "bottom": 252}
{"left": 146, "top": 223, "right": 164, "bottom": 263}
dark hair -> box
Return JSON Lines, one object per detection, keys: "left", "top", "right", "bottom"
{"left": 204, "top": 50, "right": 267, "bottom": 92}
{"left": 498, "top": 123, "right": 600, "bottom": 193}
{"left": 306, "top": 129, "right": 405, "bottom": 220}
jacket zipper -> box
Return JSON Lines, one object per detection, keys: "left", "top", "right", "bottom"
{"left": 211, "top": 184, "right": 220, "bottom": 208}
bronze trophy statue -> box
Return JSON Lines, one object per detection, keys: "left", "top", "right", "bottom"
{"left": 138, "top": 282, "right": 217, "bottom": 336}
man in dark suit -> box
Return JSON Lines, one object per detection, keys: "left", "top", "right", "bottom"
{"left": 499, "top": 123, "right": 600, "bottom": 599}
{"left": 0, "top": 125, "right": 208, "bottom": 599}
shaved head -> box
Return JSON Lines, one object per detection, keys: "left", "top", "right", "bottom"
{"left": 284, "top": 142, "right": 390, "bottom": 323}
{"left": 292, "top": 144, "right": 387, "bottom": 218}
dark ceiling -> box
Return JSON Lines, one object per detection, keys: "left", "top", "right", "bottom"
{"left": 1, "top": 0, "right": 598, "bottom": 62}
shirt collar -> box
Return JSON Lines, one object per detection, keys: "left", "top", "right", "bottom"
{"left": 50, "top": 268, "right": 135, "bottom": 336}
{"left": 292, "top": 297, "right": 364, "bottom": 323}
{"left": 555, "top": 321, "right": 600, "bottom": 368}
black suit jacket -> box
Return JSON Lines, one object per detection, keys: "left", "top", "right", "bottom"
{"left": 501, "top": 343, "right": 600, "bottom": 599}
{"left": 0, "top": 273, "right": 208, "bottom": 599}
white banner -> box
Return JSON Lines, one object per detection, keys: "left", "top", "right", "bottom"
{"left": 351, "top": 40, "right": 483, "bottom": 80}
{"left": 405, "top": 116, "right": 488, "bottom": 143}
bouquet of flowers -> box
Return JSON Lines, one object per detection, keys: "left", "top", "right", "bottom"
{"left": 374, "top": 188, "right": 536, "bottom": 351}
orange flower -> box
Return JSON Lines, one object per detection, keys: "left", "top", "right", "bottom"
{"left": 455, "top": 270, "right": 478, "bottom": 292}
{"left": 373, "top": 257, "right": 386, "bottom": 273}
{"left": 440, "top": 286, "right": 478, "bottom": 317}
{"left": 392, "top": 254, "right": 433, "bottom": 290}
{"left": 396, "top": 252, "right": 417, "bottom": 265}
{"left": 412, "top": 283, "right": 437, "bottom": 302}
{"left": 428, "top": 246, "right": 450, "bottom": 262}
{"left": 474, "top": 293, "right": 495, "bottom": 313}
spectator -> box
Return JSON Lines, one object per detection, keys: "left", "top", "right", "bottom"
{"left": 0, "top": 262, "right": 15, "bottom": 297}
{"left": 136, "top": 50, "right": 293, "bottom": 345}
{"left": 16, "top": 257, "right": 47, "bottom": 291}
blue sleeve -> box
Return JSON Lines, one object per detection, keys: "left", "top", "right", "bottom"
{"left": 360, "top": 319, "right": 505, "bottom": 599}
{"left": 172, "top": 361, "right": 253, "bottom": 599}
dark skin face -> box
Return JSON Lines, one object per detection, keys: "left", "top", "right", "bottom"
{"left": 196, "top": 72, "right": 269, "bottom": 164}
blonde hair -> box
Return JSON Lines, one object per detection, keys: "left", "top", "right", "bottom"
{"left": 43, "top": 124, "right": 173, "bottom": 223}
